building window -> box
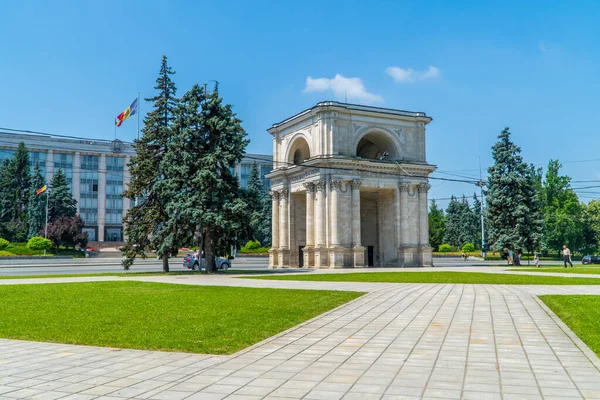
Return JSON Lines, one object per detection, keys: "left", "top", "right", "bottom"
{"left": 105, "top": 227, "right": 122, "bottom": 242}
{"left": 80, "top": 154, "right": 98, "bottom": 224}
{"left": 29, "top": 151, "right": 47, "bottom": 177}
{"left": 261, "top": 164, "right": 272, "bottom": 191}
{"left": 54, "top": 152, "right": 73, "bottom": 189}
{"left": 83, "top": 227, "right": 96, "bottom": 242}
{"left": 0, "top": 149, "right": 15, "bottom": 163}
{"left": 240, "top": 164, "right": 251, "bottom": 188}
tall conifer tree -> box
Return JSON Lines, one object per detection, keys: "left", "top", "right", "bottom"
{"left": 28, "top": 162, "right": 47, "bottom": 238}
{"left": 486, "top": 127, "right": 543, "bottom": 253}
{"left": 245, "top": 162, "right": 271, "bottom": 246}
{"left": 428, "top": 200, "right": 446, "bottom": 251}
{"left": 48, "top": 169, "right": 77, "bottom": 222}
{"left": 122, "top": 55, "right": 179, "bottom": 272}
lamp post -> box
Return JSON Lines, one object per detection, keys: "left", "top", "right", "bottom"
{"left": 475, "top": 180, "right": 486, "bottom": 257}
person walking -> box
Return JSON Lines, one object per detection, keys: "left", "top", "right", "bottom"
{"left": 562, "top": 245, "right": 573, "bottom": 268}
{"left": 534, "top": 254, "right": 539, "bottom": 268}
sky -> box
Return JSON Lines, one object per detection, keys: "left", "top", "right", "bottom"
{"left": 1, "top": 0, "right": 599, "bottom": 206}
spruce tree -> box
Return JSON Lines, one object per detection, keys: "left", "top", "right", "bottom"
{"left": 486, "top": 127, "right": 543, "bottom": 254}
{"left": 48, "top": 169, "right": 77, "bottom": 222}
{"left": 428, "top": 199, "right": 445, "bottom": 251}
{"left": 122, "top": 55, "right": 179, "bottom": 271}
{"left": 28, "top": 162, "right": 47, "bottom": 238}
{"left": 0, "top": 159, "right": 13, "bottom": 240}
{"left": 0, "top": 142, "right": 31, "bottom": 241}
{"left": 443, "top": 196, "right": 461, "bottom": 247}
{"left": 245, "top": 162, "right": 271, "bottom": 246}
{"left": 163, "top": 83, "right": 249, "bottom": 273}
{"left": 472, "top": 193, "right": 482, "bottom": 248}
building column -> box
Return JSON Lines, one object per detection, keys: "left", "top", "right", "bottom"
{"left": 418, "top": 183, "right": 433, "bottom": 266}
{"left": 268, "top": 191, "right": 280, "bottom": 268}
{"left": 277, "top": 188, "right": 290, "bottom": 267}
{"left": 398, "top": 182, "right": 416, "bottom": 266}
{"left": 45, "top": 149, "right": 54, "bottom": 184}
{"left": 330, "top": 178, "right": 341, "bottom": 246}
{"left": 72, "top": 152, "right": 81, "bottom": 214}
{"left": 303, "top": 182, "right": 315, "bottom": 267}
{"left": 98, "top": 154, "right": 106, "bottom": 242}
{"left": 314, "top": 179, "right": 327, "bottom": 268}
{"left": 351, "top": 179, "right": 365, "bottom": 267}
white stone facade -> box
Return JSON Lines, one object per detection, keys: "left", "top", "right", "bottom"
{"left": 267, "top": 101, "right": 436, "bottom": 268}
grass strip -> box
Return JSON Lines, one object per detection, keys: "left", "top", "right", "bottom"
{"left": 0, "top": 281, "right": 363, "bottom": 354}
{"left": 246, "top": 271, "right": 600, "bottom": 285}
{"left": 540, "top": 295, "right": 600, "bottom": 357}
{"left": 512, "top": 267, "right": 600, "bottom": 275}
{"left": 0, "top": 269, "right": 296, "bottom": 280}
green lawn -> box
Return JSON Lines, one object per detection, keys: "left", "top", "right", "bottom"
{"left": 0, "top": 281, "right": 362, "bottom": 354}
{"left": 0, "top": 269, "right": 300, "bottom": 280}
{"left": 513, "top": 267, "right": 600, "bottom": 275}
{"left": 247, "top": 271, "right": 600, "bottom": 285}
{"left": 540, "top": 295, "right": 600, "bottom": 357}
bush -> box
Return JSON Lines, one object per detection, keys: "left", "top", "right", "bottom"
{"left": 0, "top": 250, "right": 15, "bottom": 256}
{"left": 0, "top": 238, "right": 8, "bottom": 251}
{"left": 241, "top": 240, "right": 261, "bottom": 252}
{"left": 28, "top": 236, "right": 52, "bottom": 252}
{"left": 438, "top": 244, "right": 453, "bottom": 252}
{"left": 462, "top": 243, "right": 475, "bottom": 253}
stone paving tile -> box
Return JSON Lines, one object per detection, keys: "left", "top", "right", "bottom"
{"left": 1, "top": 275, "right": 600, "bottom": 398}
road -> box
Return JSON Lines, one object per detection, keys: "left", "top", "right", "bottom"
{"left": 0, "top": 256, "right": 573, "bottom": 276}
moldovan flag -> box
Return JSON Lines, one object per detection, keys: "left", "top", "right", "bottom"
{"left": 36, "top": 185, "right": 47, "bottom": 195}
{"left": 115, "top": 98, "right": 138, "bottom": 127}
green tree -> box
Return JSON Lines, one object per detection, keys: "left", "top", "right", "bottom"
{"left": 28, "top": 162, "right": 47, "bottom": 238}
{"left": 27, "top": 236, "right": 52, "bottom": 253}
{"left": 122, "top": 55, "right": 179, "bottom": 272}
{"left": 428, "top": 199, "right": 445, "bottom": 251}
{"left": 582, "top": 200, "right": 600, "bottom": 253}
{"left": 48, "top": 169, "right": 77, "bottom": 222}
{"left": 164, "top": 83, "right": 249, "bottom": 273}
{"left": 0, "top": 159, "right": 13, "bottom": 240}
{"left": 458, "top": 195, "right": 477, "bottom": 247}
{"left": 472, "top": 193, "right": 482, "bottom": 249}
{"left": 245, "top": 162, "right": 271, "bottom": 247}
{"left": 540, "top": 160, "right": 584, "bottom": 254}
{"left": 443, "top": 196, "right": 461, "bottom": 247}
{"left": 486, "top": 127, "right": 543, "bottom": 254}
{"left": 0, "top": 143, "right": 31, "bottom": 241}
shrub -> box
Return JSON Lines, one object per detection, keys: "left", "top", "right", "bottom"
{"left": 28, "top": 236, "right": 52, "bottom": 252}
{"left": 462, "top": 243, "right": 475, "bottom": 253}
{"left": 0, "top": 250, "right": 15, "bottom": 256}
{"left": 438, "top": 244, "right": 453, "bottom": 252}
{"left": 240, "top": 240, "right": 264, "bottom": 253}
{"left": 0, "top": 238, "right": 8, "bottom": 251}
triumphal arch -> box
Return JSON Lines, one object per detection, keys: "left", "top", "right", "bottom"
{"left": 266, "top": 101, "right": 436, "bottom": 268}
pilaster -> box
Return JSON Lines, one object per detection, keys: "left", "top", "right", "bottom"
{"left": 269, "top": 190, "right": 280, "bottom": 268}
{"left": 314, "top": 179, "right": 328, "bottom": 268}
{"left": 303, "top": 182, "right": 315, "bottom": 267}
{"left": 278, "top": 188, "right": 290, "bottom": 267}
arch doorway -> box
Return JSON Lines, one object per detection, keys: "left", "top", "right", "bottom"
{"left": 289, "top": 138, "right": 311, "bottom": 165}
{"left": 356, "top": 132, "right": 399, "bottom": 161}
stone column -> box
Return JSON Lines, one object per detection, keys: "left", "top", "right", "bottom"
{"left": 418, "top": 184, "right": 430, "bottom": 246}
{"left": 351, "top": 180, "right": 365, "bottom": 267}
{"left": 329, "top": 178, "right": 341, "bottom": 247}
{"left": 98, "top": 154, "right": 106, "bottom": 242}
{"left": 45, "top": 149, "right": 54, "bottom": 184}
{"left": 303, "top": 182, "right": 315, "bottom": 267}
{"left": 418, "top": 183, "right": 433, "bottom": 267}
{"left": 314, "top": 179, "right": 327, "bottom": 267}
{"left": 278, "top": 188, "right": 290, "bottom": 267}
{"left": 268, "top": 191, "right": 280, "bottom": 268}
{"left": 72, "top": 152, "right": 81, "bottom": 214}
{"left": 398, "top": 182, "right": 412, "bottom": 266}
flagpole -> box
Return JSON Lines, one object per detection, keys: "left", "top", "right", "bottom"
{"left": 44, "top": 187, "right": 49, "bottom": 256}
{"left": 137, "top": 91, "right": 140, "bottom": 141}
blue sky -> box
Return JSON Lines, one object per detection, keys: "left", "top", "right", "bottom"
{"left": 1, "top": 0, "right": 599, "bottom": 206}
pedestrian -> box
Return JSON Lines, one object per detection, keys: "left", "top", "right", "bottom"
{"left": 562, "top": 245, "right": 573, "bottom": 268}
{"left": 508, "top": 249, "right": 514, "bottom": 266}
{"left": 534, "top": 254, "right": 539, "bottom": 268}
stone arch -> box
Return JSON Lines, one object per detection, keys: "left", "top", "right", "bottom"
{"left": 285, "top": 133, "right": 312, "bottom": 165}
{"left": 354, "top": 128, "right": 401, "bottom": 161}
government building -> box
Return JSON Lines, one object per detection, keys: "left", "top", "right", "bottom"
{"left": 0, "top": 131, "right": 272, "bottom": 243}
{"left": 267, "top": 101, "right": 435, "bottom": 268}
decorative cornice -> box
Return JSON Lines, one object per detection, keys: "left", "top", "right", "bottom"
{"left": 330, "top": 178, "right": 343, "bottom": 191}
{"left": 398, "top": 183, "right": 411, "bottom": 192}
{"left": 303, "top": 182, "right": 315, "bottom": 193}
{"left": 269, "top": 191, "right": 280, "bottom": 201}
{"left": 417, "top": 183, "right": 431, "bottom": 193}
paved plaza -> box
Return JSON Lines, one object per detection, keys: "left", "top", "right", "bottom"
{"left": 1, "top": 271, "right": 600, "bottom": 399}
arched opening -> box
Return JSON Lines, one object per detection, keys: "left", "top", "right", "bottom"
{"left": 289, "top": 138, "right": 311, "bottom": 165}
{"left": 356, "top": 131, "right": 399, "bottom": 161}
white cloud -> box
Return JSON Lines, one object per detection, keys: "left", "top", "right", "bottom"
{"left": 303, "top": 74, "right": 383, "bottom": 104}
{"left": 386, "top": 66, "right": 440, "bottom": 83}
